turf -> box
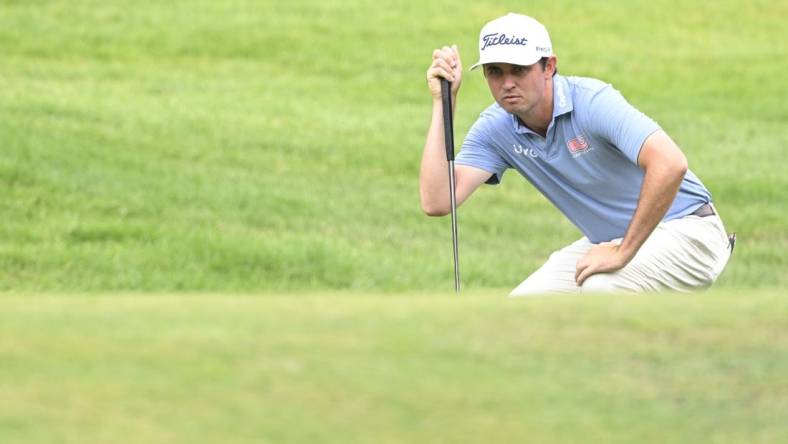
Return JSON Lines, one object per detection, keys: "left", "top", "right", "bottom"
{"left": 0, "top": 0, "right": 785, "bottom": 292}
{"left": 1, "top": 3, "right": 784, "bottom": 441}
{"left": 1, "top": 289, "right": 786, "bottom": 443}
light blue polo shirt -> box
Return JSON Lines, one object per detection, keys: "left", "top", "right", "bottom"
{"left": 456, "top": 74, "right": 712, "bottom": 243}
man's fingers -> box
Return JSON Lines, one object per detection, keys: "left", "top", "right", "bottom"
{"left": 576, "top": 264, "right": 595, "bottom": 286}
{"left": 575, "top": 256, "right": 588, "bottom": 282}
{"left": 429, "top": 45, "right": 462, "bottom": 96}
{"left": 433, "top": 47, "right": 450, "bottom": 62}
{"left": 451, "top": 44, "right": 462, "bottom": 68}
{"left": 434, "top": 46, "right": 459, "bottom": 68}
{"left": 440, "top": 46, "right": 456, "bottom": 64}
{"left": 429, "top": 56, "right": 458, "bottom": 80}
{"left": 433, "top": 58, "right": 454, "bottom": 75}
{"left": 575, "top": 256, "right": 597, "bottom": 286}
{"left": 427, "top": 66, "right": 455, "bottom": 82}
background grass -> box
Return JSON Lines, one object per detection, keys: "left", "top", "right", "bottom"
{"left": 1, "top": 289, "right": 786, "bottom": 443}
{"left": 1, "top": 3, "right": 786, "bottom": 441}
{"left": 1, "top": 0, "right": 786, "bottom": 292}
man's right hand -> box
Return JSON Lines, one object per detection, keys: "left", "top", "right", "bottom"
{"left": 426, "top": 45, "right": 463, "bottom": 100}
{"left": 420, "top": 44, "right": 489, "bottom": 217}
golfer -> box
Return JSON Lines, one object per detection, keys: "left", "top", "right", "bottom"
{"left": 420, "top": 13, "right": 733, "bottom": 295}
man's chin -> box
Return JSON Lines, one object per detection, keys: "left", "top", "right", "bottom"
{"left": 499, "top": 102, "right": 524, "bottom": 115}
{"left": 497, "top": 101, "right": 515, "bottom": 113}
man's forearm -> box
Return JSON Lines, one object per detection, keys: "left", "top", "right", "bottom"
{"left": 574, "top": 131, "right": 689, "bottom": 286}
{"left": 419, "top": 98, "right": 457, "bottom": 215}
{"left": 618, "top": 159, "right": 687, "bottom": 262}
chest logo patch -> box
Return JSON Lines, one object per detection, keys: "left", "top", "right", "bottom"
{"left": 512, "top": 144, "right": 539, "bottom": 158}
{"left": 567, "top": 135, "right": 591, "bottom": 157}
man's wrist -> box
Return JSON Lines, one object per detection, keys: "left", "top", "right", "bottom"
{"left": 615, "top": 243, "right": 636, "bottom": 266}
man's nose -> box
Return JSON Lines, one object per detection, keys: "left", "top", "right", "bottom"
{"left": 502, "top": 73, "right": 516, "bottom": 89}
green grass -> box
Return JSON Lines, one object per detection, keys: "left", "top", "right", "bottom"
{"left": 1, "top": 3, "right": 784, "bottom": 441}
{"left": 0, "top": 0, "right": 785, "bottom": 292}
{"left": 1, "top": 289, "right": 786, "bottom": 443}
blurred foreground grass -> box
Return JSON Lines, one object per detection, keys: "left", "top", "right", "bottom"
{"left": 1, "top": 289, "right": 786, "bottom": 443}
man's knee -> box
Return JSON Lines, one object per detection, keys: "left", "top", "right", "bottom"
{"left": 509, "top": 279, "right": 550, "bottom": 297}
{"left": 580, "top": 273, "right": 622, "bottom": 294}
{"left": 509, "top": 276, "right": 579, "bottom": 297}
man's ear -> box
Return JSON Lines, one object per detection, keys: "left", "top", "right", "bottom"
{"left": 545, "top": 56, "right": 557, "bottom": 77}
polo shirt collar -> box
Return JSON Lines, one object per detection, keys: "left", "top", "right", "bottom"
{"left": 512, "top": 74, "right": 574, "bottom": 135}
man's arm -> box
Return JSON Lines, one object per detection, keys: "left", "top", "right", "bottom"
{"left": 575, "top": 130, "right": 687, "bottom": 285}
{"left": 420, "top": 45, "right": 492, "bottom": 216}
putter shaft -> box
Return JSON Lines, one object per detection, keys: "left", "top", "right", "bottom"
{"left": 448, "top": 160, "right": 460, "bottom": 293}
{"left": 440, "top": 78, "right": 460, "bottom": 293}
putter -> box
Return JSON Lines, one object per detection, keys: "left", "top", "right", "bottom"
{"left": 440, "top": 78, "right": 460, "bottom": 293}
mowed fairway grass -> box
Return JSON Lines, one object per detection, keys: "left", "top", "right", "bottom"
{"left": 0, "top": 0, "right": 785, "bottom": 291}
{"left": 1, "top": 1, "right": 786, "bottom": 443}
{"left": 1, "top": 289, "right": 786, "bottom": 443}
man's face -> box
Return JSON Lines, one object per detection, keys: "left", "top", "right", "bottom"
{"left": 483, "top": 60, "right": 553, "bottom": 116}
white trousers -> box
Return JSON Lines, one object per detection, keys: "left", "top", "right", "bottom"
{"left": 509, "top": 214, "right": 732, "bottom": 296}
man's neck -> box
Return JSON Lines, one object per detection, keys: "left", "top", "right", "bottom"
{"left": 516, "top": 77, "right": 554, "bottom": 137}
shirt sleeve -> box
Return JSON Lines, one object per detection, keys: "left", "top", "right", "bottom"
{"left": 585, "top": 85, "right": 661, "bottom": 164}
{"left": 455, "top": 117, "right": 510, "bottom": 185}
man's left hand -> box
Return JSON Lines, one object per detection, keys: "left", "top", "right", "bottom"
{"left": 575, "top": 242, "right": 630, "bottom": 286}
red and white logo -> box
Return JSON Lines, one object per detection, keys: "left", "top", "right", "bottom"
{"left": 566, "top": 135, "right": 590, "bottom": 156}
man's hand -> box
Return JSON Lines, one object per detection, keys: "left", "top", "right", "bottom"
{"left": 420, "top": 44, "right": 490, "bottom": 216}
{"left": 575, "top": 242, "right": 631, "bottom": 286}
{"left": 426, "top": 45, "right": 462, "bottom": 99}
{"left": 573, "top": 131, "right": 687, "bottom": 288}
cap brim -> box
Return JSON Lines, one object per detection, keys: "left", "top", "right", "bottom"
{"left": 468, "top": 53, "right": 543, "bottom": 71}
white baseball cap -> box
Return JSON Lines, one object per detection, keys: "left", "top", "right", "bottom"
{"left": 470, "top": 13, "right": 553, "bottom": 70}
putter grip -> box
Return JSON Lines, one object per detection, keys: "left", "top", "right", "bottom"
{"left": 440, "top": 78, "right": 454, "bottom": 161}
